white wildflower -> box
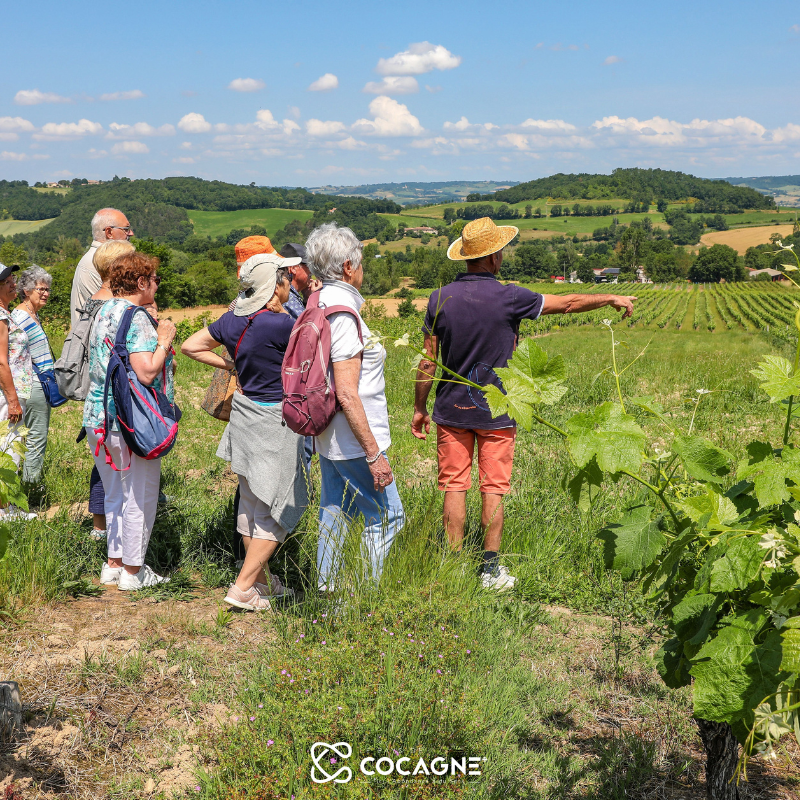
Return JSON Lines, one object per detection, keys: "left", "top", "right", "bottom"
{"left": 759, "top": 529, "right": 788, "bottom": 568}
{"left": 696, "top": 389, "right": 711, "bottom": 395}
{"left": 364, "top": 331, "right": 383, "bottom": 351}
{"left": 394, "top": 333, "right": 410, "bottom": 348}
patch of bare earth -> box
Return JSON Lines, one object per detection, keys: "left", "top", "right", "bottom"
{"left": 700, "top": 224, "right": 795, "bottom": 255}
{"left": 0, "top": 585, "right": 275, "bottom": 799}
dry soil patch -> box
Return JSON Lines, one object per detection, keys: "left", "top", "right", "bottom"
{"left": 699, "top": 224, "right": 795, "bottom": 254}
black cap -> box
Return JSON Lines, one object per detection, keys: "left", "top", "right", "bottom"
{"left": 280, "top": 243, "right": 307, "bottom": 262}
{"left": 0, "top": 264, "right": 20, "bottom": 282}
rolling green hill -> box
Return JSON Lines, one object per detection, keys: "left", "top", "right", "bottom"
{"left": 188, "top": 208, "right": 314, "bottom": 239}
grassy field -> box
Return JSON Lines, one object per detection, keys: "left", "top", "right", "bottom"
{"left": 188, "top": 208, "right": 314, "bottom": 239}
{"left": 0, "top": 218, "right": 55, "bottom": 236}
{"left": 1, "top": 320, "right": 799, "bottom": 798}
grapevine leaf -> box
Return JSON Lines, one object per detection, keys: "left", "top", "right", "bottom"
{"left": 565, "top": 402, "right": 646, "bottom": 474}
{"left": 655, "top": 637, "right": 692, "bottom": 689}
{"left": 494, "top": 339, "right": 568, "bottom": 407}
{"left": 677, "top": 487, "right": 738, "bottom": 528}
{"left": 481, "top": 381, "right": 533, "bottom": 431}
{"left": 751, "top": 355, "right": 800, "bottom": 403}
{"left": 564, "top": 458, "right": 603, "bottom": 513}
{"left": 736, "top": 443, "right": 800, "bottom": 507}
{"left": 642, "top": 531, "right": 695, "bottom": 598}
{"left": 709, "top": 535, "right": 764, "bottom": 592}
{"left": 673, "top": 593, "right": 722, "bottom": 646}
{"left": 597, "top": 504, "right": 665, "bottom": 578}
{"left": 782, "top": 629, "right": 800, "bottom": 673}
{"left": 673, "top": 435, "right": 732, "bottom": 484}
{"left": 691, "top": 610, "right": 785, "bottom": 723}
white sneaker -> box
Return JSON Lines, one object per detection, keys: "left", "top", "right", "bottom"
{"left": 481, "top": 565, "right": 517, "bottom": 592}
{"left": 0, "top": 505, "right": 37, "bottom": 521}
{"left": 100, "top": 563, "right": 123, "bottom": 585}
{"left": 89, "top": 528, "right": 107, "bottom": 541}
{"left": 117, "top": 565, "right": 170, "bottom": 591}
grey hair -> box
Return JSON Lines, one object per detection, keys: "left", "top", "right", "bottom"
{"left": 304, "top": 222, "right": 362, "bottom": 281}
{"left": 17, "top": 266, "right": 52, "bottom": 299}
{"left": 91, "top": 207, "right": 125, "bottom": 241}
{"left": 275, "top": 266, "right": 289, "bottom": 286}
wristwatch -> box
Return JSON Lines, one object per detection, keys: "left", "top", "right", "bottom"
{"left": 158, "top": 343, "right": 170, "bottom": 355}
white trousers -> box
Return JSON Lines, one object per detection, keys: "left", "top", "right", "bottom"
{"left": 87, "top": 428, "right": 161, "bottom": 566}
{"left": 0, "top": 394, "right": 28, "bottom": 468}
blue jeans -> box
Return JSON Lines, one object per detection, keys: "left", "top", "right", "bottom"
{"left": 317, "top": 453, "right": 404, "bottom": 590}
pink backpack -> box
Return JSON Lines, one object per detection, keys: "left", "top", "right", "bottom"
{"left": 281, "top": 291, "right": 363, "bottom": 436}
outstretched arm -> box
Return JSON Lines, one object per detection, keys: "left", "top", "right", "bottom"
{"left": 412, "top": 332, "right": 438, "bottom": 440}
{"left": 540, "top": 293, "right": 637, "bottom": 319}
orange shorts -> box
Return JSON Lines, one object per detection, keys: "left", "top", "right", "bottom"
{"left": 436, "top": 425, "right": 517, "bottom": 495}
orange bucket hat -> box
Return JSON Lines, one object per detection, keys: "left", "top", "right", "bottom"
{"left": 235, "top": 235, "right": 277, "bottom": 263}
{"left": 447, "top": 217, "right": 518, "bottom": 261}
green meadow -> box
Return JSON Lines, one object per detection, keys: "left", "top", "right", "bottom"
{"left": 187, "top": 208, "right": 314, "bottom": 239}
{"left": 0, "top": 218, "right": 56, "bottom": 236}
{"left": 1, "top": 317, "right": 798, "bottom": 798}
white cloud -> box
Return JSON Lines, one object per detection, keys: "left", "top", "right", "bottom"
{"left": 34, "top": 119, "right": 103, "bottom": 140}
{"left": 425, "top": 85, "right": 442, "bottom": 94}
{"left": 14, "top": 89, "right": 71, "bottom": 106}
{"left": 363, "top": 76, "right": 419, "bottom": 95}
{"left": 519, "top": 119, "right": 577, "bottom": 132}
{"left": 591, "top": 114, "right": 769, "bottom": 146}
{"left": 791, "top": 24, "right": 800, "bottom": 34}
{"left": 99, "top": 90, "right": 145, "bottom": 101}
{"left": 111, "top": 141, "right": 149, "bottom": 155}
{"left": 308, "top": 73, "right": 339, "bottom": 92}
{"left": 0, "top": 117, "right": 35, "bottom": 133}
{"left": 0, "top": 151, "right": 49, "bottom": 161}
{"left": 228, "top": 78, "right": 265, "bottom": 92}
{"left": 107, "top": 122, "right": 175, "bottom": 139}
{"left": 376, "top": 42, "right": 461, "bottom": 75}
{"left": 178, "top": 113, "right": 212, "bottom": 133}
{"left": 444, "top": 116, "right": 498, "bottom": 132}
{"left": 306, "top": 119, "right": 347, "bottom": 137}
{"left": 0, "top": 134, "right": 18, "bottom": 142}
{"left": 352, "top": 96, "right": 424, "bottom": 137}
{"left": 603, "top": 55, "right": 623, "bottom": 65}
{"left": 335, "top": 136, "right": 367, "bottom": 150}
{"left": 173, "top": 156, "right": 195, "bottom": 164}
{"left": 179, "top": 141, "right": 193, "bottom": 150}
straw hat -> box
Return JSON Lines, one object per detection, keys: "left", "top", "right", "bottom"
{"left": 446, "top": 217, "right": 519, "bottom": 261}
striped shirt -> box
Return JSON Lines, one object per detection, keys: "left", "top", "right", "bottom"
{"left": 11, "top": 309, "right": 53, "bottom": 371}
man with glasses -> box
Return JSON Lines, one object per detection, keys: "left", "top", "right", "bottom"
{"left": 70, "top": 208, "right": 134, "bottom": 328}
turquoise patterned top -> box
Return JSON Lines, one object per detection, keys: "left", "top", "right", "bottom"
{"left": 0, "top": 307, "right": 33, "bottom": 401}
{"left": 83, "top": 299, "right": 174, "bottom": 432}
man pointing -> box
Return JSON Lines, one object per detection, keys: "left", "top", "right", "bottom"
{"left": 411, "top": 216, "right": 635, "bottom": 591}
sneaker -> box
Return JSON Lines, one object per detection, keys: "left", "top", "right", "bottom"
{"left": 255, "top": 574, "right": 295, "bottom": 599}
{"left": 118, "top": 565, "right": 170, "bottom": 591}
{"left": 481, "top": 565, "right": 517, "bottom": 592}
{"left": 224, "top": 584, "right": 272, "bottom": 612}
{"left": 100, "top": 563, "right": 123, "bottom": 585}
{"left": 89, "top": 528, "right": 107, "bottom": 541}
{"left": 0, "top": 505, "right": 37, "bottom": 521}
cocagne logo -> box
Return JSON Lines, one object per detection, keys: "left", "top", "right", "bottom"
{"left": 310, "top": 742, "right": 484, "bottom": 784}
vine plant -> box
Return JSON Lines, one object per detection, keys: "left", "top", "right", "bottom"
{"left": 395, "top": 261, "right": 800, "bottom": 797}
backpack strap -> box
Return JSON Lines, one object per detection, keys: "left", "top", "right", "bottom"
{"left": 233, "top": 308, "right": 272, "bottom": 361}
{"left": 321, "top": 305, "right": 364, "bottom": 344}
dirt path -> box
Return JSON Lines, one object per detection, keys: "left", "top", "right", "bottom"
{"left": 700, "top": 224, "right": 795, "bottom": 254}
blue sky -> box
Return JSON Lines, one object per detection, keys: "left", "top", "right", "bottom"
{"left": 1, "top": 0, "right": 799, "bottom": 186}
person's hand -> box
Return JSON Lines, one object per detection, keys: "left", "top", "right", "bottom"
{"left": 368, "top": 453, "right": 393, "bottom": 493}
{"left": 610, "top": 296, "right": 637, "bottom": 319}
{"left": 411, "top": 408, "right": 431, "bottom": 440}
{"left": 7, "top": 397, "right": 23, "bottom": 424}
{"left": 157, "top": 319, "right": 177, "bottom": 350}
{"left": 303, "top": 278, "right": 322, "bottom": 301}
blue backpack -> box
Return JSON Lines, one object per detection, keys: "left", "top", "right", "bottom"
{"left": 96, "top": 305, "right": 181, "bottom": 469}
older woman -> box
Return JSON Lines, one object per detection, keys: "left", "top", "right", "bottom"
{"left": 304, "top": 222, "right": 404, "bottom": 592}
{"left": 181, "top": 253, "right": 308, "bottom": 611}
{"left": 84, "top": 251, "right": 176, "bottom": 591}
{"left": 11, "top": 266, "right": 55, "bottom": 489}
{"left": 0, "top": 263, "right": 36, "bottom": 521}
{"left": 85, "top": 240, "right": 135, "bottom": 539}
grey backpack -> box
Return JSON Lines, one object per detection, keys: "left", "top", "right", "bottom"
{"left": 54, "top": 299, "right": 104, "bottom": 402}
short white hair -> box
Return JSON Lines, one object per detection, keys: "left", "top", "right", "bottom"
{"left": 17, "top": 266, "right": 52, "bottom": 298}
{"left": 91, "top": 208, "right": 125, "bottom": 242}
{"left": 304, "top": 223, "right": 362, "bottom": 281}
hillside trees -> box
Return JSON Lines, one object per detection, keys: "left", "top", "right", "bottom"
{"left": 689, "top": 244, "right": 745, "bottom": 283}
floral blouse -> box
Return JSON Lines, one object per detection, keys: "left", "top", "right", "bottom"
{"left": 0, "top": 307, "right": 33, "bottom": 401}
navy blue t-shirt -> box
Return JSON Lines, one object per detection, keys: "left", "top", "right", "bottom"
{"left": 423, "top": 273, "right": 544, "bottom": 429}
{"left": 208, "top": 309, "right": 295, "bottom": 403}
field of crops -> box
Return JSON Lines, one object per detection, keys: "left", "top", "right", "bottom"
{"left": 0, "top": 218, "right": 55, "bottom": 236}
{"left": 518, "top": 281, "right": 800, "bottom": 337}
{"left": 188, "top": 208, "right": 313, "bottom": 238}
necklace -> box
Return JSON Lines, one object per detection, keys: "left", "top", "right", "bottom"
{"left": 22, "top": 301, "right": 38, "bottom": 322}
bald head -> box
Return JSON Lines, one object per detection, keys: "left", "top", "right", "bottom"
{"left": 91, "top": 208, "right": 133, "bottom": 242}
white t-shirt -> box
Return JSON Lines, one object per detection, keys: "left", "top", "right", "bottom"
{"left": 314, "top": 280, "right": 391, "bottom": 461}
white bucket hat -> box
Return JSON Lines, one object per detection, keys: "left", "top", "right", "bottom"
{"left": 234, "top": 252, "right": 301, "bottom": 317}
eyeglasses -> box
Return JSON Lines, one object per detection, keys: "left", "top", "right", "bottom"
{"left": 33, "top": 286, "right": 51, "bottom": 294}
{"left": 149, "top": 274, "right": 162, "bottom": 287}
{"left": 107, "top": 225, "right": 133, "bottom": 234}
